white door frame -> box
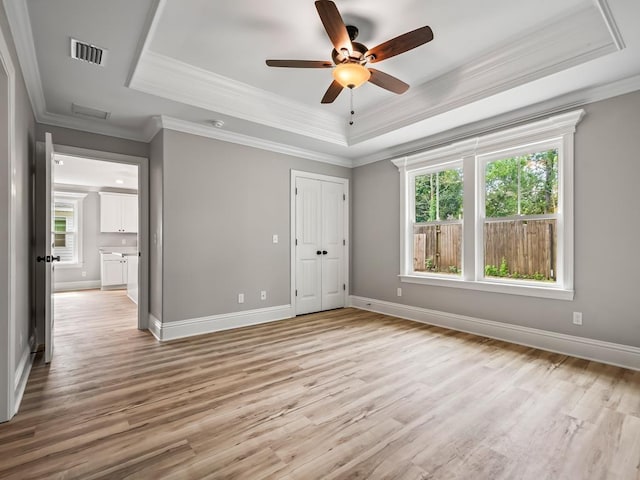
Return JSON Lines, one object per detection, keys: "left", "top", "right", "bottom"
{"left": 0, "top": 11, "right": 17, "bottom": 423}
{"left": 51, "top": 144, "right": 150, "bottom": 330}
{"left": 290, "top": 170, "right": 349, "bottom": 314}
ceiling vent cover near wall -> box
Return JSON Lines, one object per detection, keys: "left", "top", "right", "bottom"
{"left": 71, "top": 103, "right": 110, "bottom": 120}
{"left": 70, "top": 38, "right": 107, "bottom": 66}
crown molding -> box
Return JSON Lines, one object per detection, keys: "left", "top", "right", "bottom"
{"left": 595, "top": 0, "right": 625, "bottom": 50}
{"left": 38, "top": 111, "right": 147, "bottom": 142}
{"left": 348, "top": 3, "right": 619, "bottom": 147}
{"left": 3, "top": 0, "right": 46, "bottom": 118}
{"left": 352, "top": 72, "right": 640, "bottom": 168}
{"left": 151, "top": 115, "right": 352, "bottom": 168}
{"left": 130, "top": 51, "right": 347, "bottom": 146}
{"left": 356, "top": 73, "right": 640, "bottom": 167}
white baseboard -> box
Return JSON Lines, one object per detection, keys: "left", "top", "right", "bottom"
{"left": 150, "top": 305, "right": 295, "bottom": 342}
{"left": 148, "top": 313, "right": 162, "bottom": 341}
{"left": 13, "top": 338, "right": 35, "bottom": 416}
{"left": 349, "top": 296, "right": 640, "bottom": 371}
{"left": 54, "top": 280, "right": 101, "bottom": 292}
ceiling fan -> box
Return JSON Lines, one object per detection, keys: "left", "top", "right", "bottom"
{"left": 266, "top": 0, "right": 434, "bottom": 104}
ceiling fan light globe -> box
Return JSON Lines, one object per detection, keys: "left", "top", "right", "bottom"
{"left": 332, "top": 63, "right": 370, "bottom": 89}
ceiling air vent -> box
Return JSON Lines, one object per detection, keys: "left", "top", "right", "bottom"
{"left": 70, "top": 38, "right": 107, "bottom": 66}
{"left": 71, "top": 103, "right": 110, "bottom": 120}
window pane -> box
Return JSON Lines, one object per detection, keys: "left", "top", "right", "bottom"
{"left": 53, "top": 233, "right": 76, "bottom": 263}
{"left": 413, "top": 223, "right": 462, "bottom": 275}
{"left": 485, "top": 149, "right": 558, "bottom": 218}
{"left": 415, "top": 167, "right": 463, "bottom": 223}
{"left": 484, "top": 219, "right": 557, "bottom": 283}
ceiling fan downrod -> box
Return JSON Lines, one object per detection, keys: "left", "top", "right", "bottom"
{"left": 349, "top": 87, "right": 355, "bottom": 126}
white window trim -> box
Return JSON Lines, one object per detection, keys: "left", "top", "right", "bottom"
{"left": 393, "top": 109, "right": 584, "bottom": 301}
{"left": 53, "top": 191, "right": 87, "bottom": 269}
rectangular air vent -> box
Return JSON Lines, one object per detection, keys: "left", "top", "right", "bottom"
{"left": 70, "top": 38, "right": 107, "bottom": 66}
{"left": 71, "top": 103, "right": 110, "bottom": 120}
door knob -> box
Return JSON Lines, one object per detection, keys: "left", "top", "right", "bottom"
{"left": 52, "top": 256, "right": 61, "bottom": 262}
{"left": 322, "top": 250, "right": 328, "bottom": 255}
{"left": 37, "top": 255, "right": 49, "bottom": 262}
{"left": 316, "top": 250, "right": 322, "bottom": 255}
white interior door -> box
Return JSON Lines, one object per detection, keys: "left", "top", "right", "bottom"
{"left": 295, "top": 176, "right": 345, "bottom": 315}
{"left": 44, "top": 132, "right": 55, "bottom": 363}
{"left": 295, "top": 178, "right": 322, "bottom": 314}
{"left": 320, "top": 181, "right": 344, "bottom": 310}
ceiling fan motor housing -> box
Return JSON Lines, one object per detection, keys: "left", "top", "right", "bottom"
{"left": 332, "top": 41, "right": 369, "bottom": 65}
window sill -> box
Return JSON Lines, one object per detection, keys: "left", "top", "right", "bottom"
{"left": 399, "top": 274, "right": 574, "bottom": 300}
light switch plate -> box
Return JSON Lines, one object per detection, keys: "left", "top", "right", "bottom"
{"left": 272, "top": 234, "right": 278, "bottom": 244}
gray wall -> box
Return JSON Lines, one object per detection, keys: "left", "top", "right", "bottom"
{"left": 0, "top": 1, "right": 36, "bottom": 420}
{"left": 52, "top": 189, "right": 137, "bottom": 286}
{"left": 158, "top": 130, "right": 351, "bottom": 323}
{"left": 149, "top": 130, "right": 163, "bottom": 321}
{"left": 352, "top": 91, "right": 640, "bottom": 348}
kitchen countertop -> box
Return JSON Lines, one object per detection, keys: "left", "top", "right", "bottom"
{"left": 99, "top": 247, "right": 138, "bottom": 256}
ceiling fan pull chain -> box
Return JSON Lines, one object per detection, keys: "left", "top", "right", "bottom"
{"left": 349, "top": 87, "right": 355, "bottom": 126}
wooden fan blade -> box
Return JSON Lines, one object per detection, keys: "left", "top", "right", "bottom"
{"left": 321, "top": 80, "right": 344, "bottom": 104}
{"left": 368, "top": 68, "right": 410, "bottom": 94}
{"left": 266, "top": 60, "right": 333, "bottom": 68}
{"left": 315, "top": 1, "right": 352, "bottom": 55}
{"left": 366, "top": 26, "right": 434, "bottom": 63}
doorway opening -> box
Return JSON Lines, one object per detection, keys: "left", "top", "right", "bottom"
{"left": 52, "top": 153, "right": 140, "bottom": 333}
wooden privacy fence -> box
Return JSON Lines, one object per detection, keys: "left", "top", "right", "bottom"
{"left": 484, "top": 219, "right": 556, "bottom": 279}
{"left": 413, "top": 219, "right": 556, "bottom": 279}
{"left": 413, "top": 223, "right": 461, "bottom": 273}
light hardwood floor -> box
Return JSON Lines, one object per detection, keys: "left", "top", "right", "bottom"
{"left": 1, "top": 289, "right": 639, "bottom": 479}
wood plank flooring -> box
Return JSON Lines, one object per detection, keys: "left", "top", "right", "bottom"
{"left": 1, "top": 289, "right": 639, "bottom": 479}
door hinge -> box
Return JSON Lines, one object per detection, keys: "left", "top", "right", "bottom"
{"left": 295, "top": 238, "right": 298, "bottom": 246}
{"left": 343, "top": 239, "right": 346, "bottom": 246}
{"left": 295, "top": 187, "right": 298, "bottom": 195}
{"left": 343, "top": 284, "right": 346, "bottom": 291}
{"left": 343, "top": 193, "right": 346, "bottom": 201}
{"left": 295, "top": 289, "right": 298, "bottom": 296}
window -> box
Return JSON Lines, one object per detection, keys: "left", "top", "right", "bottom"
{"left": 411, "top": 164, "right": 463, "bottom": 276}
{"left": 52, "top": 192, "right": 86, "bottom": 267}
{"left": 395, "top": 110, "right": 584, "bottom": 300}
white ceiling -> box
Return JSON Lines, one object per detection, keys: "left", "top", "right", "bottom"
{"left": 53, "top": 155, "right": 138, "bottom": 191}
{"left": 5, "top": 0, "right": 640, "bottom": 166}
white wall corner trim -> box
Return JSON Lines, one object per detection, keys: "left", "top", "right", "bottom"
{"left": 152, "top": 305, "right": 295, "bottom": 342}
{"left": 148, "top": 313, "right": 162, "bottom": 341}
{"left": 13, "top": 342, "right": 34, "bottom": 417}
{"left": 54, "top": 280, "right": 101, "bottom": 292}
{"left": 349, "top": 296, "right": 640, "bottom": 372}
{"left": 156, "top": 116, "right": 352, "bottom": 168}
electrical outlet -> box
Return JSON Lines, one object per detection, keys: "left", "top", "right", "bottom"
{"left": 572, "top": 312, "right": 583, "bottom": 326}
{"left": 260, "top": 290, "right": 267, "bottom": 300}
{"left": 121, "top": 238, "right": 126, "bottom": 245}
{"left": 238, "top": 293, "right": 244, "bottom": 304}
{"left": 272, "top": 234, "right": 278, "bottom": 244}
{"left": 81, "top": 271, "right": 87, "bottom": 277}
{"left": 397, "top": 287, "right": 402, "bottom": 297}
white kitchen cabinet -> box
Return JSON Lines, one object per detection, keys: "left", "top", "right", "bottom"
{"left": 99, "top": 193, "right": 138, "bottom": 233}
{"left": 101, "top": 253, "right": 127, "bottom": 288}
